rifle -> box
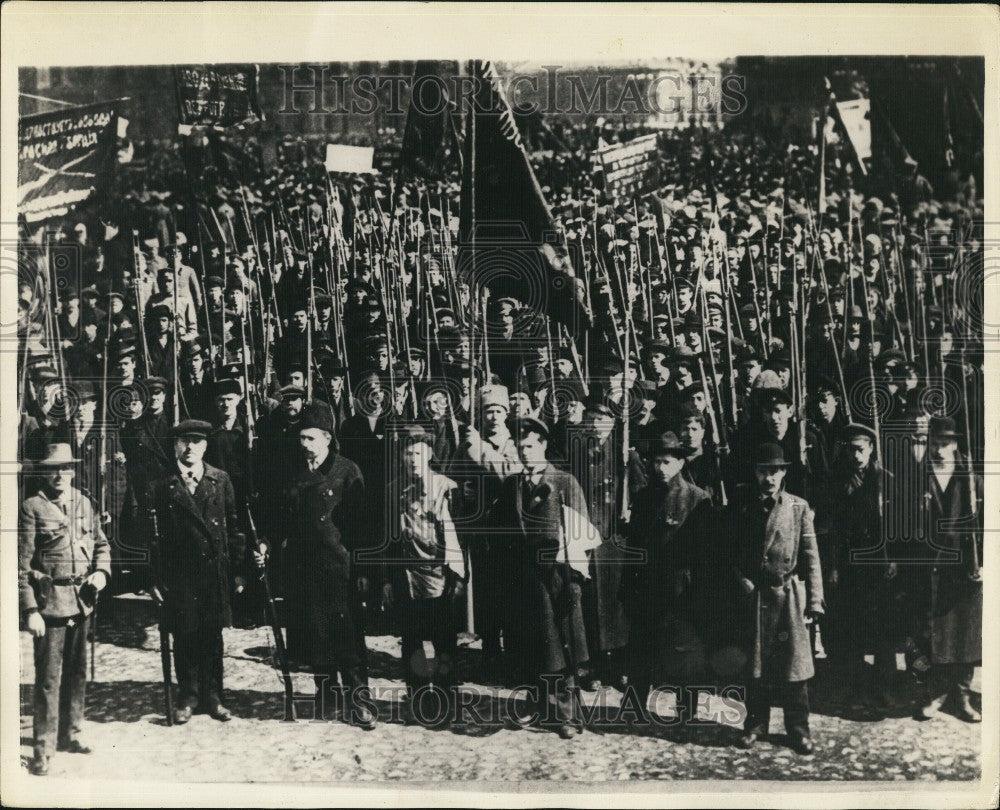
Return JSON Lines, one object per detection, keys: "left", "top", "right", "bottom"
{"left": 243, "top": 388, "right": 295, "bottom": 719}
{"left": 246, "top": 507, "right": 296, "bottom": 721}
{"left": 148, "top": 507, "right": 173, "bottom": 726}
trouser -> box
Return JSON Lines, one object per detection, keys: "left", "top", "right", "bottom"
{"left": 535, "top": 672, "right": 580, "bottom": 730}
{"left": 33, "top": 614, "right": 89, "bottom": 758}
{"left": 173, "top": 622, "right": 224, "bottom": 711}
{"left": 744, "top": 679, "right": 810, "bottom": 740}
{"left": 926, "top": 663, "right": 975, "bottom": 703}
{"left": 400, "top": 595, "right": 458, "bottom": 691}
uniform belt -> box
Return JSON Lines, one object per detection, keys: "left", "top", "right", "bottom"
{"left": 51, "top": 576, "right": 85, "bottom": 586}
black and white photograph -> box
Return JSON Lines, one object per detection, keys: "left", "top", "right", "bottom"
{"left": 2, "top": 3, "right": 997, "bottom": 807}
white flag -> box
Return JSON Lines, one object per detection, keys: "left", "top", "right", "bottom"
{"left": 559, "top": 505, "right": 603, "bottom": 580}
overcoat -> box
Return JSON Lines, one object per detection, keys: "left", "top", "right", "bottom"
{"left": 926, "top": 463, "right": 983, "bottom": 665}
{"left": 278, "top": 452, "right": 368, "bottom": 670}
{"left": 728, "top": 488, "right": 824, "bottom": 682}
{"left": 489, "top": 463, "right": 590, "bottom": 678}
{"left": 146, "top": 464, "right": 245, "bottom": 633}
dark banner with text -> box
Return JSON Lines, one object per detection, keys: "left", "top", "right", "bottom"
{"left": 175, "top": 64, "right": 263, "bottom": 128}
{"left": 18, "top": 100, "right": 122, "bottom": 224}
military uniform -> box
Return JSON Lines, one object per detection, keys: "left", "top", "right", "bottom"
{"left": 19, "top": 450, "right": 111, "bottom": 770}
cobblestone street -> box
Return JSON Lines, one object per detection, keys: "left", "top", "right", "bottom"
{"left": 17, "top": 602, "right": 982, "bottom": 784}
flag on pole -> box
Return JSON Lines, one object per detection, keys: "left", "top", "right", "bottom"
{"left": 400, "top": 60, "right": 461, "bottom": 180}
{"left": 459, "top": 60, "right": 592, "bottom": 332}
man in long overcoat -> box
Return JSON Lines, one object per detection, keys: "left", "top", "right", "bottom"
{"left": 728, "top": 442, "right": 824, "bottom": 755}
{"left": 916, "top": 416, "right": 982, "bottom": 723}
{"left": 146, "top": 419, "right": 246, "bottom": 724}
{"left": 488, "top": 417, "right": 590, "bottom": 739}
{"left": 625, "top": 432, "right": 713, "bottom": 727}
{"left": 277, "top": 403, "right": 377, "bottom": 729}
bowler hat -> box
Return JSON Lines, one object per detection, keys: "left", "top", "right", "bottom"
{"left": 929, "top": 416, "right": 960, "bottom": 440}
{"left": 754, "top": 442, "right": 791, "bottom": 468}
{"left": 840, "top": 422, "right": 877, "bottom": 444}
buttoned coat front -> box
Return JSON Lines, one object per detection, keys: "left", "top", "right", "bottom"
{"left": 19, "top": 487, "right": 112, "bottom": 620}
{"left": 728, "top": 488, "right": 825, "bottom": 682}
{"left": 146, "top": 464, "right": 244, "bottom": 633}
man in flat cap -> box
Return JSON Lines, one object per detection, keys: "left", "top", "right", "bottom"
{"left": 382, "top": 425, "right": 466, "bottom": 723}
{"left": 488, "top": 417, "right": 590, "bottom": 739}
{"left": 276, "top": 403, "right": 377, "bottom": 729}
{"left": 146, "top": 420, "right": 247, "bottom": 724}
{"left": 20, "top": 443, "right": 112, "bottom": 775}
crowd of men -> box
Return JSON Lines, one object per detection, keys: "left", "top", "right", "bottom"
{"left": 17, "top": 109, "right": 983, "bottom": 775}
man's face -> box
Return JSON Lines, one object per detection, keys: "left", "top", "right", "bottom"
{"left": 45, "top": 464, "right": 75, "bottom": 494}
{"left": 110, "top": 297, "right": 124, "bottom": 314}
{"left": 679, "top": 417, "right": 705, "bottom": 449}
{"left": 678, "top": 288, "right": 693, "bottom": 309}
{"left": 329, "top": 375, "right": 345, "bottom": 396}
{"left": 776, "top": 366, "right": 791, "bottom": 388}
{"left": 84, "top": 323, "right": 98, "bottom": 342}
{"left": 930, "top": 435, "right": 957, "bottom": 465}
{"left": 765, "top": 402, "right": 791, "bottom": 437}
{"left": 160, "top": 274, "right": 174, "bottom": 294}
{"left": 588, "top": 412, "right": 615, "bottom": 441}
{"left": 516, "top": 432, "right": 547, "bottom": 469}
{"left": 149, "top": 390, "right": 166, "bottom": 413}
{"left": 425, "top": 392, "right": 449, "bottom": 419}
{"left": 75, "top": 399, "right": 97, "bottom": 424}
{"left": 187, "top": 354, "right": 204, "bottom": 374}
{"left": 208, "top": 286, "right": 223, "bottom": 306}
{"left": 403, "top": 442, "right": 432, "bottom": 478}
{"left": 156, "top": 316, "right": 171, "bottom": 336}
{"left": 483, "top": 404, "right": 507, "bottom": 432}
{"left": 675, "top": 365, "right": 693, "bottom": 388}
{"left": 282, "top": 394, "right": 303, "bottom": 417}
{"left": 755, "top": 465, "right": 786, "bottom": 497}
{"left": 217, "top": 393, "right": 241, "bottom": 419}
{"left": 288, "top": 371, "right": 306, "bottom": 389}
{"left": 555, "top": 358, "right": 573, "bottom": 377}
{"left": 318, "top": 303, "right": 332, "bottom": 321}
{"left": 686, "top": 331, "right": 702, "bottom": 354}
{"left": 292, "top": 310, "right": 308, "bottom": 331}
{"left": 510, "top": 392, "right": 533, "bottom": 418}
{"left": 127, "top": 396, "right": 144, "bottom": 419}
{"left": 650, "top": 453, "right": 684, "bottom": 485}
{"left": 816, "top": 392, "right": 837, "bottom": 423}
{"left": 299, "top": 427, "right": 331, "bottom": 464}
{"left": 739, "top": 361, "right": 760, "bottom": 387}
{"left": 373, "top": 348, "right": 389, "bottom": 371}
{"left": 175, "top": 437, "right": 207, "bottom": 466}
{"left": 847, "top": 436, "right": 874, "bottom": 470}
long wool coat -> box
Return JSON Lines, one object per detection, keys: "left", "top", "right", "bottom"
{"left": 926, "top": 463, "right": 983, "bottom": 665}
{"left": 146, "top": 464, "right": 245, "bottom": 633}
{"left": 489, "top": 463, "right": 590, "bottom": 678}
{"left": 728, "top": 488, "right": 825, "bottom": 683}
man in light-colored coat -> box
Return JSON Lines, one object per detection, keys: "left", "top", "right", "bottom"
{"left": 729, "top": 442, "right": 824, "bottom": 755}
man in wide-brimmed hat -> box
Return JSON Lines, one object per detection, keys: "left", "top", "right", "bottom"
{"left": 625, "top": 431, "right": 713, "bottom": 733}
{"left": 20, "top": 443, "right": 112, "bottom": 775}
{"left": 916, "top": 416, "right": 983, "bottom": 723}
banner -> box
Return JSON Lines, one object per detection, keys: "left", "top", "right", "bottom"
{"left": 597, "top": 134, "right": 660, "bottom": 201}
{"left": 400, "top": 60, "right": 460, "bottom": 180}
{"left": 175, "top": 64, "right": 262, "bottom": 128}
{"left": 18, "top": 100, "right": 121, "bottom": 224}
{"left": 325, "top": 144, "right": 375, "bottom": 174}
{"left": 459, "top": 60, "right": 591, "bottom": 332}
{"left": 836, "top": 98, "right": 872, "bottom": 168}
